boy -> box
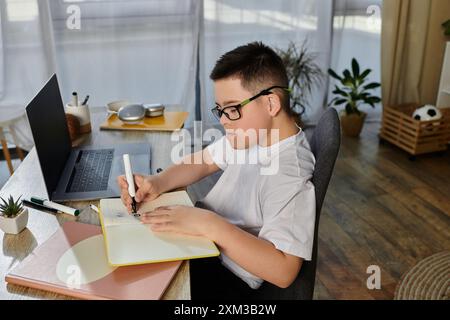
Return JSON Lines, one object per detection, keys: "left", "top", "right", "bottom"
{"left": 118, "top": 42, "right": 316, "bottom": 299}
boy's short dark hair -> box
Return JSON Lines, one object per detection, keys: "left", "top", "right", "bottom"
{"left": 210, "top": 42, "right": 294, "bottom": 119}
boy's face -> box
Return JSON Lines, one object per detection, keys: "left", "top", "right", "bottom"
{"left": 214, "top": 78, "right": 273, "bottom": 149}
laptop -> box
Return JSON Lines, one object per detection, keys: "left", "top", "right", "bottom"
{"left": 25, "top": 74, "right": 151, "bottom": 202}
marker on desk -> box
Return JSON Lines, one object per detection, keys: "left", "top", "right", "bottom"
{"left": 30, "top": 197, "right": 80, "bottom": 216}
{"left": 123, "top": 154, "right": 139, "bottom": 217}
{"left": 22, "top": 199, "right": 58, "bottom": 213}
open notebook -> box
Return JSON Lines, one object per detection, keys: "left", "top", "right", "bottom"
{"left": 99, "top": 191, "right": 220, "bottom": 267}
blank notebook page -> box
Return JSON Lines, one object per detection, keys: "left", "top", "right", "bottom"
{"left": 100, "top": 191, "right": 219, "bottom": 267}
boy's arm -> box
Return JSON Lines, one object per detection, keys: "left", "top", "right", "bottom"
{"left": 156, "top": 148, "right": 221, "bottom": 193}
{"left": 208, "top": 215, "right": 303, "bottom": 289}
{"left": 142, "top": 207, "right": 302, "bottom": 289}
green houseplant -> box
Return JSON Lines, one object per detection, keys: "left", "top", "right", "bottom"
{"left": 276, "top": 41, "right": 323, "bottom": 124}
{"left": 0, "top": 195, "right": 28, "bottom": 234}
{"left": 328, "top": 58, "right": 381, "bottom": 137}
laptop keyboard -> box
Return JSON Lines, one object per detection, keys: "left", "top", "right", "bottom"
{"left": 66, "top": 149, "right": 114, "bottom": 193}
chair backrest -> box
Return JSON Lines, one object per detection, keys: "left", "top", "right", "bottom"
{"left": 256, "top": 108, "right": 341, "bottom": 300}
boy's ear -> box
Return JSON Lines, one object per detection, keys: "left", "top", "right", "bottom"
{"left": 267, "top": 95, "right": 282, "bottom": 117}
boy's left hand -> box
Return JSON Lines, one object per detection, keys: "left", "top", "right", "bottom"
{"left": 140, "top": 206, "right": 217, "bottom": 238}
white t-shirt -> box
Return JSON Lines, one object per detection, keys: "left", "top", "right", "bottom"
{"left": 200, "top": 129, "right": 316, "bottom": 289}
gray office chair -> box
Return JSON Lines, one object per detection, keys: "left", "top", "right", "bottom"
{"left": 254, "top": 108, "right": 341, "bottom": 300}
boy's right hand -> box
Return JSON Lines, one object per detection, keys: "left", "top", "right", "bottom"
{"left": 117, "top": 174, "right": 162, "bottom": 214}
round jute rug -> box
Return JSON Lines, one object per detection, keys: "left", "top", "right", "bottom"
{"left": 394, "top": 251, "right": 449, "bottom": 300}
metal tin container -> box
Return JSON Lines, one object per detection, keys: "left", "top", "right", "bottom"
{"left": 117, "top": 104, "right": 146, "bottom": 123}
{"left": 144, "top": 104, "right": 165, "bottom": 117}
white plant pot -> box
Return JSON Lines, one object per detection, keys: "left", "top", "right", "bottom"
{"left": 0, "top": 208, "right": 29, "bottom": 235}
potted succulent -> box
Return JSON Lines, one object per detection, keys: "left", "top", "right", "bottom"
{"left": 328, "top": 58, "right": 381, "bottom": 137}
{"left": 0, "top": 195, "right": 28, "bottom": 234}
{"left": 276, "top": 40, "right": 323, "bottom": 125}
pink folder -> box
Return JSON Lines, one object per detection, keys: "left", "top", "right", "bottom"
{"left": 5, "top": 221, "right": 182, "bottom": 300}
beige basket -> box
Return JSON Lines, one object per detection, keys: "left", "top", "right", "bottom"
{"left": 380, "top": 103, "right": 450, "bottom": 156}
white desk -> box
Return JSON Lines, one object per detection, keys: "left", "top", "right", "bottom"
{"left": 0, "top": 106, "right": 190, "bottom": 300}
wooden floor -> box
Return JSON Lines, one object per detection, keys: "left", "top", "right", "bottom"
{"left": 313, "top": 122, "right": 450, "bottom": 300}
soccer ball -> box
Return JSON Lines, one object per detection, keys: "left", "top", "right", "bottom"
{"left": 412, "top": 105, "right": 442, "bottom": 122}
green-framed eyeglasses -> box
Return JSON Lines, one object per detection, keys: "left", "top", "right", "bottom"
{"left": 211, "top": 85, "right": 292, "bottom": 121}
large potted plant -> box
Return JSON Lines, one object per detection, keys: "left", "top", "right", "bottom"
{"left": 276, "top": 41, "right": 323, "bottom": 125}
{"left": 0, "top": 195, "right": 28, "bottom": 234}
{"left": 328, "top": 58, "right": 381, "bottom": 137}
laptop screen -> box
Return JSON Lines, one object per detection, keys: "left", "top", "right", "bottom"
{"left": 25, "top": 74, "right": 72, "bottom": 199}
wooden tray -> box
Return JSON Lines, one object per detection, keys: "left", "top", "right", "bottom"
{"left": 100, "top": 112, "right": 189, "bottom": 132}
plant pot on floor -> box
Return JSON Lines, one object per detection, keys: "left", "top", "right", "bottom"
{"left": 0, "top": 208, "right": 29, "bottom": 235}
{"left": 340, "top": 111, "right": 367, "bottom": 137}
{"left": 328, "top": 58, "right": 381, "bottom": 138}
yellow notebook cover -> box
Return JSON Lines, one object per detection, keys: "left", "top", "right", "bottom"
{"left": 99, "top": 191, "right": 219, "bottom": 267}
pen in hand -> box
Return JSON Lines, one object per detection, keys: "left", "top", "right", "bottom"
{"left": 123, "top": 154, "right": 139, "bottom": 217}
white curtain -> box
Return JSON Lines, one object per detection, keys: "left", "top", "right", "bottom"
{"left": 330, "top": 0, "right": 383, "bottom": 122}
{"left": 200, "top": 0, "right": 334, "bottom": 126}
{"left": 48, "top": 0, "right": 200, "bottom": 126}
{"left": 0, "top": 0, "right": 383, "bottom": 155}
{"left": 0, "top": 0, "right": 55, "bottom": 151}
{"left": 0, "top": 0, "right": 200, "bottom": 151}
